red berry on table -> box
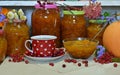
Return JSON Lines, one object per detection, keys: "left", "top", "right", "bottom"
{"left": 82, "top": 60, "right": 88, "bottom": 64}
{"left": 113, "top": 63, "right": 118, "bottom": 68}
{"left": 62, "top": 64, "right": 66, "bottom": 68}
{"left": 71, "top": 59, "right": 77, "bottom": 63}
{"left": 25, "top": 60, "right": 29, "bottom": 64}
{"left": 12, "top": 58, "right": 17, "bottom": 62}
{"left": 49, "top": 62, "right": 54, "bottom": 67}
{"left": 85, "top": 63, "right": 88, "bottom": 67}
{"left": 8, "top": 59, "right": 11, "bottom": 62}
{"left": 78, "top": 63, "right": 81, "bottom": 67}
{"left": 64, "top": 59, "right": 71, "bottom": 63}
{"left": 93, "top": 57, "right": 98, "bottom": 62}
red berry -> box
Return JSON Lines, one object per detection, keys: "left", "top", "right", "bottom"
{"left": 49, "top": 62, "right": 54, "bottom": 67}
{"left": 64, "top": 59, "right": 77, "bottom": 63}
{"left": 113, "top": 63, "right": 118, "bottom": 68}
{"left": 64, "top": 59, "right": 71, "bottom": 63}
{"left": 71, "top": 59, "right": 77, "bottom": 63}
{"left": 85, "top": 63, "right": 88, "bottom": 67}
{"left": 8, "top": 59, "right": 11, "bottom": 62}
{"left": 82, "top": 60, "right": 88, "bottom": 64}
{"left": 93, "top": 57, "right": 98, "bottom": 62}
{"left": 53, "top": 48, "right": 65, "bottom": 57}
{"left": 62, "top": 64, "right": 66, "bottom": 68}
{"left": 78, "top": 63, "right": 81, "bottom": 67}
{"left": 25, "top": 60, "right": 29, "bottom": 64}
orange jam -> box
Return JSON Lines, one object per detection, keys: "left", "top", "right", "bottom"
{"left": 61, "top": 10, "right": 86, "bottom": 41}
{"left": 32, "top": 4, "right": 61, "bottom": 47}
{"left": 87, "top": 20, "right": 107, "bottom": 45}
{"left": 63, "top": 39, "right": 98, "bottom": 59}
{"left": 0, "top": 30, "right": 7, "bottom": 63}
{"left": 4, "top": 22, "right": 29, "bottom": 56}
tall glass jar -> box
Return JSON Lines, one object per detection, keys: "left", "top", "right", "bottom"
{"left": 4, "top": 21, "right": 29, "bottom": 56}
{"left": 0, "top": 29, "right": 7, "bottom": 63}
{"left": 87, "top": 20, "right": 107, "bottom": 45}
{"left": 61, "top": 10, "right": 86, "bottom": 40}
{"left": 32, "top": 3, "right": 61, "bottom": 47}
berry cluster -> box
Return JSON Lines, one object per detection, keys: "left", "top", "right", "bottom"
{"left": 82, "top": 60, "right": 89, "bottom": 67}
{"left": 64, "top": 58, "right": 77, "bottom": 63}
{"left": 52, "top": 48, "right": 65, "bottom": 57}
{"left": 8, "top": 54, "right": 29, "bottom": 64}
{"left": 93, "top": 52, "right": 114, "bottom": 64}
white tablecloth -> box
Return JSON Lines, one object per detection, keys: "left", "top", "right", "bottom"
{"left": 0, "top": 54, "right": 120, "bottom": 75}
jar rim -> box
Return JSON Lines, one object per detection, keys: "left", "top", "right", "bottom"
{"left": 63, "top": 10, "right": 85, "bottom": 15}
{"left": 89, "top": 19, "right": 107, "bottom": 24}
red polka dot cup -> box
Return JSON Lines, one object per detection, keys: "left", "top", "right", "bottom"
{"left": 25, "top": 35, "right": 57, "bottom": 57}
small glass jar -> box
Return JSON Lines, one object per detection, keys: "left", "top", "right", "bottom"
{"left": 0, "top": 29, "right": 7, "bottom": 63}
{"left": 4, "top": 21, "right": 29, "bottom": 56}
{"left": 87, "top": 20, "right": 107, "bottom": 45}
{"left": 32, "top": 3, "right": 61, "bottom": 47}
{"left": 61, "top": 10, "right": 86, "bottom": 40}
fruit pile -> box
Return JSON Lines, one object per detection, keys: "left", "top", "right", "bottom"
{"left": 8, "top": 54, "right": 29, "bottom": 64}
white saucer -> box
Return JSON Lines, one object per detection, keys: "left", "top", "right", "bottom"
{"left": 24, "top": 54, "right": 64, "bottom": 62}
{"left": 24, "top": 48, "right": 65, "bottom": 62}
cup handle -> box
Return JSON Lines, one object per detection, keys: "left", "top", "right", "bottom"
{"left": 25, "top": 40, "right": 33, "bottom": 53}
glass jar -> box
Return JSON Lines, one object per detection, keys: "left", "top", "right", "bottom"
{"left": 87, "top": 20, "right": 107, "bottom": 45}
{"left": 61, "top": 10, "right": 86, "bottom": 40}
{"left": 4, "top": 21, "right": 29, "bottom": 56}
{"left": 32, "top": 3, "right": 61, "bottom": 47}
{"left": 0, "top": 29, "right": 7, "bottom": 63}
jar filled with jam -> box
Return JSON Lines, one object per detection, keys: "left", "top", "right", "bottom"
{"left": 32, "top": 2, "right": 61, "bottom": 47}
{"left": 0, "top": 29, "right": 7, "bottom": 63}
{"left": 87, "top": 20, "right": 107, "bottom": 45}
{"left": 4, "top": 9, "right": 29, "bottom": 56}
{"left": 61, "top": 10, "right": 86, "bottom": 40}
{"left": 4, "top": 21, "right": 29, "bottom": 56}
{"left": 0, "top": 12, "right": 7, "bottom": 63}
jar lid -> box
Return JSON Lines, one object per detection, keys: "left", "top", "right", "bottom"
{"left": 63, "top": 10, "right": 85, "bottom": 15}
{"left": 44, "top": 4, "right": 57, "bottom": 9}
{"left": 35, "top": 3, "right": 57, "bottom": 9}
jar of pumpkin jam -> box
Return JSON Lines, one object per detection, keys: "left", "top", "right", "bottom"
{"left": 87, "top": 20, "right": 107, "bottom": 45}
{"left": 4, "top": 21, "right": 29, "bottom": 56}
{"left": 0, "top": 29, "right": 7, "bottom": 63}
{"left": 61, "top": 10, "right": 86, "bottom": 41}
{"left": 32, "top": 3, "right": 61, "bottom": 47}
